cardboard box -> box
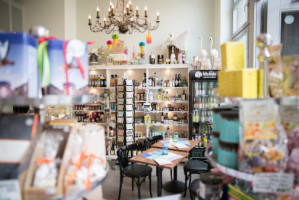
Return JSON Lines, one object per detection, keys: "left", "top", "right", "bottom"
{"left": 218, "top": 70, "right": 227, "bottom": 97}
{"left": 231, "top": 69, "right": 258, "bottom": 99}
{"left": 0, "top": 33, "right": 38, "bottom": 98}
{"left": 47, "top": 39, "right": 89, "bottom": 96}
{"left": 24, "top": 128, "right": 70, "bottom": 200}
{"left": 221, "top": 42, "right": 245, "bottom": 70}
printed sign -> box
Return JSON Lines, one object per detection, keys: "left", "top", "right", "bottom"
{"left": 253, "top": 173, "right": 294, "bottom": 194}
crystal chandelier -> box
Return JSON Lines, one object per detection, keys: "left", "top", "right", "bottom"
{"left": 88, "top": 0, "right": 160, "bottom": 34}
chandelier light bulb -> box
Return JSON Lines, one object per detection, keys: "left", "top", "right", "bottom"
{"left": 97, "top": 6, "right": 99, "bottom": 11}
{"left": 129, "top": 0, "right": 132, "bottom": 5}
{"left": 112, "top": 4, "right": 114, "bottom": 9}
{"left": 104, "top": 17, "right": 106, "bottom": 21}
{"left": 127, "top": 4, "right": 129, "bottom": 8}
{"left": 144, "top": 6, "right": 147, "bottom": 11}
{"left": 136, "top": 6, "right": 139, "bottom": 10}
{"left": 88, "top": 14, "right": 91, "bottom": 19}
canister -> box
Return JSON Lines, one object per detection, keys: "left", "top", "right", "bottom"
{"left": 212, "top": 105, "right": 236, "bottom": 132}
{"left": 218, "top": 139, "right": 238, "bottom": 169}
{"left": 220, "top": 110, "right": 239, "bottom": 143}
{"left": 199, "top": 173, "right": 223, "bottom": 200}
{"left": 211, "top": 131, "right": 220, "bottom": 157}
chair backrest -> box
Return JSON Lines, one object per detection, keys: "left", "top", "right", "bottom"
{"left": 189, "top": 146, "right": 206, "bottom": 159}
{"left": 117, "top": 143, "right": 138, "bottom": 171}
{"left": 144, "top": 135, "right": 164, "bottom": 150}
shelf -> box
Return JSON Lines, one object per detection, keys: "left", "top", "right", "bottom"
{"left": 135, "top": 100, "right": 147, "bottom": 103}
{"left": 135, "top": 137, "right": 146, "bottom": 139}
{"left": 151, "top": 123, "right": 188, "bottom": 127}
{"left": 148, "top": 87, "right": 188, "bottom": 90}
{"left": 135, "top": 123, "right": 145, "bottom": 126}
{"left": 150, "top": 110, "right": 188, "bottom": 113}
{"left": 150, "top": 100, "right": 189, "bottom": 103}
{"left": 0, "top": 95, "right": 91, "bottom": 106}
{"left": 135, "top": 87, "right": 147, "bottom": 90}
{"left": 206, "top": 145, "right": 253, "bottom": 182}
{"left": 73, "top": 110, "right": 106, "bottom": 112}
{"left": 106, "top": 155, "right": 117, "bottom": 160}
{"left": 89, "top": 64, "right": 191, "bottom": 70}
{"left": 88, "top": 87, "right": 116, "bottom": 90}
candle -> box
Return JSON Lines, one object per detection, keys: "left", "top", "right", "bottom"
{"left": 144, "top": 5, "right": 147, "bottom": 17}
{"left": 136, "top": 6, "right": 139, "bottom": 16}
{"left": 104, "top": 17, "right": 106, "bottom": 25}
{"left": 126, "top": 4, "right": 129, "bottom": 14}
{"left": 88, "top": 14, "right": 92, "bottom": 25}
{"left": 111, "top": 4, "right": 114, "bottom": 15}
{"left": 96, "top": 6, "right": 100, "bottom": 18}
{"left": 108, "top": 7, "right": 111, "bottom": 16}
{"left": 129, "top": 0, "right": 132, "bottom": 11}
{"left": 157, "top": 11, "right": 159, "bottom": 21}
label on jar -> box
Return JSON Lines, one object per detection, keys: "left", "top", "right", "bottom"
{"left": 253, "top": 173, "right": 294, "bottom": 194}
{"left": 279, "top": 105, "right": 299, "bottom": 134}
{"left": 241, "top": 99, "right": 277, "bottom": 140}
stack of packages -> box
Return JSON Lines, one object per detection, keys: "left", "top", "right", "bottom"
{"left": 0, "top": 32, "right": 89, "bottom": 98}
{"left": 24, "top": 123, "right": 107, "bottom": 199}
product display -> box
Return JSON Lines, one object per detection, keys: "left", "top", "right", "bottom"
{"left": 0, "top": 33, "right": 38, "bottom": 98}
{"left": 2, "top": 3, "right": 299, "bottom": 199}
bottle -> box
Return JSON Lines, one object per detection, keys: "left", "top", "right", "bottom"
{"left": 161, "top": 112, "right": 164, "bottom": 123}
{"left": 198, "top": 82, "right": 202, "bottom": 96}
{"left": 178, "top": 74, "right": 182, "bottom": 87}
{"left": 110, "top": 75, "right": 114, "bottom": 87}
{"left": 173, "top": 114, "right": 178, "bottom": 122}
{"left": 181, "top": 90, "right": 186, "bottom": 101}
{"left": 102, "top": 75, "right": 106, "bottom": 87}
{"left": 162, "top": 142, "right": 168, "bottom": 155}
{"left": 142, "top": 73, "right": 146, "bottom": 87}
{"left": 149, "top": 52, "right": 155, "bottom": 64}
{"left": 178, "top": 51, "right": 183, "bottom": 64}
{"left": 167, "top": 126, "right": 172, "bottom": 142}
{"left": 149, "top": 90, "right": 154, "bottom": 101}
{"left": 114, "top": 74, "right": 118, "bottom": 85}
{"left": 158, "top": 89, "right": 162, "bottom": 100}
{"left": 163, "top": 76, "right": 167, "bottom": 87}
{"left": 166, "top": 91, "right": 169, "bottom": 101}
{"left": 164, "top": 113, "right": 168, "bottom": 124}
{"left": 148, "top": 76, "right": 152, "bottom": 87}
{"left": 175, "top": 91, "right": 179, "bottom": 101}
{"left": 175, "top": 74, "right": 178, "bottom": 87}
{"left": 170, "top": 47, "right": 176, "bottom": 64}
{"left": 163, "top": 91, "right": 166, "bottom": 100}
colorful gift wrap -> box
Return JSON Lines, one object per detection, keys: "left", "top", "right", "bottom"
{"left": 106, "top": 40, "right": 112, "bottom": 52}
{"left": 0, "top": 32, "right": 38, "bottom": 98}
{"left": 47, "top": 39, "right": 88, "bottom": 95}
{"left": 283, "top": 55, "right": 299, "bottom": 97}
{"left": 139, "top": 42, "right": 145, "bottom": 54}
{"left": 220, "top": 110, "right": 239, "bottom": 143}
{"left": 112, "top": 34, "right": 119, "bottom": 47}
{"left": 218, "top": 140, "right": 238, "bottom": 169}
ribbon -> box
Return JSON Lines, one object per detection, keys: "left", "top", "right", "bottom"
{"left": 37, "top": 42, "right": 50, "bottom": 87}
{"left": 62, "top": 41, "right": 70, "bottom": 95}
{"left": 74, "top": 57, "right": 86, "bottom": 80}
{"left": 36, "top": 158, "right": 54, "bottom": 166}
{"left": 64, "top": 146, "right": 105, "bottom": 199}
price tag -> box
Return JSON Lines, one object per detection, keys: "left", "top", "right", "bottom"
{"left": 253, "top": 173, "right": 294, "bottom": 194}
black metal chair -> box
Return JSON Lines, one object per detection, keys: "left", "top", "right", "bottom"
{"left": 117, "top": 143, "right": 153, "bottom": 200}
{"left": 183, "top": 147, "right": 211, "bottom": 197}
{"left": 189, "top": 178, "right": 200, "bottom": 200}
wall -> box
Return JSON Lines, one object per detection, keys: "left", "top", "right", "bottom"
{"left": 214, "top": 0, "right": 233, "bottom": 49}
{"left": 22, "top": 0, "right": 65, "bottom": 39}
{"left": 65, "top": 0, "right": 76, "bottom": 40}
{"left": 76, "top": 0, "right": 215, "bottom": 63}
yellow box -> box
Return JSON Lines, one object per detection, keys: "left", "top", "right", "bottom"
{"left": 230, "top": 69, "right": 258, "bottom": 99}
{"left": 258, "top": 69, "right": 264, "bottom": 98}
{"left": 218, "top": 70, "right": 226, "bottom": 96}
{"left": 221, "top": 42, "right": 245, "bottom": 70}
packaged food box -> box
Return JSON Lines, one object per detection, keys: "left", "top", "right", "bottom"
{"left": 0, "top": 32, "right": 38, "bottom": 98}
{"left": 47, "top": 39, "right": 88, "bottom": 96}
{"left": 221, "top": 42, "right": 245, "bottom": 70}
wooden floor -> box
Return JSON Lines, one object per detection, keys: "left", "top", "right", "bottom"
{"left": 101, "top": 161, "right": 199, "bottom": 200}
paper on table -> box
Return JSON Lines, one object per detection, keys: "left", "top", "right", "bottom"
{"left": 154, "top": 157, "right": 173, "bottom": 165}
{"left": 172, "top": 142, "right": 188, "bottom": 149}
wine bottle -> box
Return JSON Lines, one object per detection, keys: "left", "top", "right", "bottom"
{"left": 175, "top": 74, "right": 178, "bottom": 87}
{"left": 178, "top": 74, "right": 182, "bottom": 87}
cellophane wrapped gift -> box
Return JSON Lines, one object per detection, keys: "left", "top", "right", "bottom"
{"left": 239, "top": 99, "right": 288, "bottom": 173}
{"left": 33, "top": 133, "right": 63, "bottom": 188}
{"left": 280, "top": 104, "right": 299, "bottom": 186}
{"left": 63, "top": 125, "right": 107, "bottom": 194}
{"left": 24, "top": 126, "right": 70, "bottom": 200}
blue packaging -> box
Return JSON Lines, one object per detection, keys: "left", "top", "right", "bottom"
{"left": 212, "top": 131, "right": 220, "bottom": 156}
{"left": 0, "top": 33, "right": 38, "bottom": 98}
{"left": 47, "top": 39, "right": 88, "bottom": 95}
{"left": 220, "top": 110, "right": 239, "bottom": 143}
{"left": 218, "top": 140, "right": 238, "bottom": 169}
